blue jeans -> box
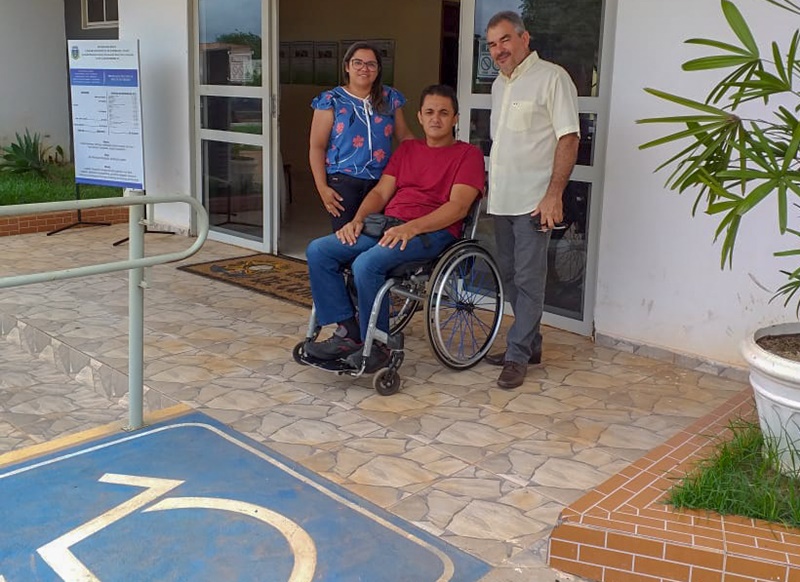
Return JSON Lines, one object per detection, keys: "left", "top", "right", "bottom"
{"left": 493, "top": 214, "right": 551, "bottom": 364}
{"left": 306, "top": 229, "right": 456, "bottom": 340}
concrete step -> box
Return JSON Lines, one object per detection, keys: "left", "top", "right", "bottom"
{"left": 0, "top": 331, "right": 129, "bottom": 457}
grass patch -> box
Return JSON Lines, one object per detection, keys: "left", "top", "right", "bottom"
{"left": 666, "top": 418, "right": 800, "bottom": 528}
{"left": 0, "top": 164, "right": 122, "bottom": 206}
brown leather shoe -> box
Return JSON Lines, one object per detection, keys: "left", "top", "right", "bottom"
{"left": 484, "top": 351, "right": 541, "bottom": 366}
{"left": 497, "top": 361, "right": 527, "bottom": 389}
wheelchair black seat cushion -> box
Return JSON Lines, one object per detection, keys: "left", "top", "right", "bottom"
{"left": 387, "top": 259, "right": 436, "bottom": 278}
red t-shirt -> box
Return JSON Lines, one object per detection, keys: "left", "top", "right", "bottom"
{"left": 383, "top": 139, "right": 485, "bottom": 238}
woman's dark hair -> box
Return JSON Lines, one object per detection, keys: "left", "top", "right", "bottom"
{"left": 342, "top": 41, "right": 387, "bottom": 114}
{"left": 419, "top": 84, "right": 459, "bottom": 115}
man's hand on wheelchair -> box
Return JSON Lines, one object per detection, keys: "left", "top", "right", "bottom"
{"left": 379, "top": 223, "right": 418, "bottom": 251}
{"left": 336, "top": 220, "right": 363, "bottom": 245}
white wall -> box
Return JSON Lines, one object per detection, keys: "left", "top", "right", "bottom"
{"left": 0, "top": 0, "right": 70, "bottom": 154}
{"left": 119, "top": 0, "right": 192, "bottom": 230}
{"left": 597, "top": 0, "right": 800, "bottom": 366}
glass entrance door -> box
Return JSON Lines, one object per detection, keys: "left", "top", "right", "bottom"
{"left": 458, "top": 0, "right": 615, "bottom": 335}
{"left": 195, "top": 0, "right": 273, "bottom": 251}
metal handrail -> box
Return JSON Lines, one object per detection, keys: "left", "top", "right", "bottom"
{"left": 0, "top": 194, "right": 209, "bottom": 430}
{"left": 0, "top": 195, "right": 207, "bottom": 288}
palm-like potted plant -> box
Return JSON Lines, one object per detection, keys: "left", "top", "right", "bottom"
{"left": 639, "top": 0, "right": 800, "bottom": 473}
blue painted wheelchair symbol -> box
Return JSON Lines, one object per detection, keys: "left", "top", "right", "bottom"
{"left": 0, "top": 414, "right": 490, "bottom": 581}
{"left": 37, "top": 473, "right": 316, "bottom": 582}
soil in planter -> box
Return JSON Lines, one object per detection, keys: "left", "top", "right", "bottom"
{"left": 757, "top": 334, "right": 800, "bottom": 362}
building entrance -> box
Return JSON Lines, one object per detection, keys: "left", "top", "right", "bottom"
{"left": 276, "top": 0, "right": 461, "bottom": 259}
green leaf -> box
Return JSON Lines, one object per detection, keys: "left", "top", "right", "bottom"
{"left": 669, "top": 131, "right": 737, "bottom": 190}
{"left": 751, "top": 69, "right": 791, "bottom": 89}
{"left": 708, "top": 200, "right": 741, "bottom": 213}
{"left": 637, "top": 115, "right": 728, "bottom": 124}
{"left": 708, "top": 64, "right": 758, "bottom": 105}
{"left": 775, "top": 106, "right": 799, "bottom": 128}
{"left": 738, "top": 123, "right": 779, "bottom": 169}
{"left": 788, "top": 30, "right": 800, "bottom": 78}
{"left": 722, "top": 0, "right": 759, "bottom": 56}
{"left": 715, "top": 169, "right": 773, "bottom": 180}
{"left": 685, "top": 38, "right": 753, "bottom": 55}
{"left": 683, "top": 55, "right": 757, "bottom": 71}
{"left": 0, "top": 128, "right": 56, "bottom": 177}
{"left": 642, "top": 88, "right": 730, "bottom": 115}
{"left": 652, "top": 139, "right": 710, "bottom": 174}
{"left": 779, "top": 181, "right": 788, "bottom": 232}
{"left": 698, "top": 172, "right": 744, "bottom": 201}
{"left": 786, "top": 179, "right": 800, "bottom": 199}
{"left": 720, "top": 214, "right": 742, "bottom": 268}
{"left": 736, "top": 179, "right": 779, "bottom": 215}
{"left": 639, "top": 121, "right": 730, "bottom": 150}
{"left": 764, "top": 0, "right": 800, "bottom": 16}
{"left": 781, "top": 120, "right": 800, "bottom": 172}
{"left": 773, "top": 41, "right": 789, "bottom": 85}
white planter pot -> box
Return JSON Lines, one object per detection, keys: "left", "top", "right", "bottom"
{"left": 741, "top": 322, "right": 800, "bottom": 474}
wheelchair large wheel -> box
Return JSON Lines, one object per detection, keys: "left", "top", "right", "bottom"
{"left": 389, "top": 293, "right": 420, "bottom": 335}
{"left": 424, "top": 242, "right": 504, "bottom": 369}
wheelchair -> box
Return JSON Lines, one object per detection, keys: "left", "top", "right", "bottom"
{"left": 292, "top": 201, "right": 505, "bottom": 396}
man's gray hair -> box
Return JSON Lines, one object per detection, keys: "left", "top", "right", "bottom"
{"left": 486, "top": 11, "right": 526, "bottom": 35}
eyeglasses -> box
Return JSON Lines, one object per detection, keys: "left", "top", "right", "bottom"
{"left": 350, "top": 58, "right": 379, "bottom": 72}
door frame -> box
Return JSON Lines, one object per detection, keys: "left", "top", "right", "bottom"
{"left": 268, "top": 0, "right": 281, "bottom": 254}
{"left": 191, "top": 0, "right": 276, "bottom": 253}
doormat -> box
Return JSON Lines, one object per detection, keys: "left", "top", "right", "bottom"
{"left": 178, "top": 254, "right": 312, "bottom": 308}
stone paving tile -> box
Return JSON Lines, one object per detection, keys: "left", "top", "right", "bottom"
{"left": 0, "top": 339, "right": 127, "bottom": 449}
{"left": 0, "top": 415, "right": 40, "bottom": 449}
{"left": 0, "top": 225, "right": 742, "bottom": 581}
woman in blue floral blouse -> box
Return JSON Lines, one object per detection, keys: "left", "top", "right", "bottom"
{"left": 309, "top": 41, "right": 414, "bottom": 231}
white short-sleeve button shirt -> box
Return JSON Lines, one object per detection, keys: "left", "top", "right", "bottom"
{"left": 488, "top": 51, "right": 580, "bottom": 216}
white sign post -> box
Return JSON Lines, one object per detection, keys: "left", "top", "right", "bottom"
{"left": 67, "top": 40, "right": 145, "bottom": 190}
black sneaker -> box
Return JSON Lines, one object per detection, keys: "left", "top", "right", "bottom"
{"left": 304, "top": 326, "right": 362, "bottom": 361}
{"left": 345, "top": 343, "right": 390, "bottom": 373}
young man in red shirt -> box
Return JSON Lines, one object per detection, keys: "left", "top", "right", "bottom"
{"left": 304, "top": 84, "right": 485, "bottom": 364}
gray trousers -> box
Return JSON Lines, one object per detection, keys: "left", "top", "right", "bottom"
{"left": 493, "top": 214, "right": 551, "bottom": 364}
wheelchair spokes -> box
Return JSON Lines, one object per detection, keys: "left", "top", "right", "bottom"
{"left": 425, "top": 243, "right": 504, "bottom": 369}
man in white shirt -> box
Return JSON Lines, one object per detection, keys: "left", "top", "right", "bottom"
{"left": 485, "top": 11, "right": 580, "bottom": 389}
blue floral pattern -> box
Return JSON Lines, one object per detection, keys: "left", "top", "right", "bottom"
{"left": 311, "top": 86, "right": 406, "bottom": 180}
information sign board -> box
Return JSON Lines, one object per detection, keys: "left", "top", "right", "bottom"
{"left": 67, "top": 40, "right": 145, "bottom": 189}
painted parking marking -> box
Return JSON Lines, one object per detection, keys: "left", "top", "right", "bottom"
{"left": 38, "top": 474, "right": 185, "bottom": 581}
{"left": 36, "top": 473, "right": 317, "bottom": 582}
{"left": 0, "top": 412, "right": 490, "bottom": 581}
{"left": 145, "top": 495, "right": 317, "bottom": 582}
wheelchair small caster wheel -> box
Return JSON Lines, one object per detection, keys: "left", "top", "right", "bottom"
{"left": 373, "top": 368, "right": 400, "bottom": 396}
{"left": 293, "top": 341, "right": 309, "bottom": 365}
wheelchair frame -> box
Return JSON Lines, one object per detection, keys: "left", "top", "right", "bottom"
{"left": 293, "top": 200, "right": 504, "bottom": 395}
